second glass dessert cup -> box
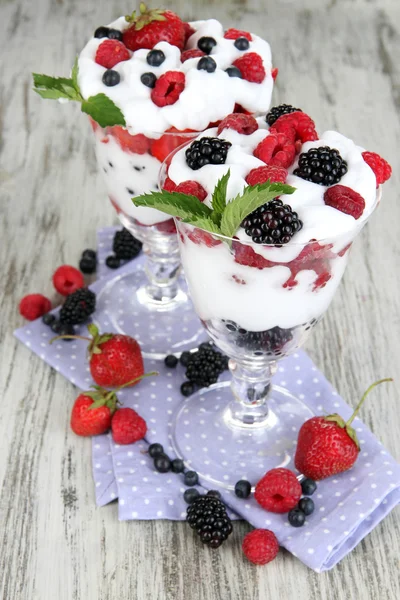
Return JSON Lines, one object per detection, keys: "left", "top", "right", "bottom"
{"left": 170, "top": 202, "right": 379, "bottom": 489}
{"left": 90, "top": 122, "right": 205, "bottom": 358}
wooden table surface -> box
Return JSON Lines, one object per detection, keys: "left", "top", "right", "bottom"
{"left": 1, "top": 0, "right": 399, "bottom": 598}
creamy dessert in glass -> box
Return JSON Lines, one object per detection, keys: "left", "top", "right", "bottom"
{"left": 33, "top": 5, "right": 276, "bottom": 357}
{"left": 134, "top": 107, "right": 392, "bottom": 485}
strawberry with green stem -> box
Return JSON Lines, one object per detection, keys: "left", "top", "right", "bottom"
{"left": 71, "top": 372, "right": 156, "bottom": 437}
{"left": 294, "top": 379, "right": 393, "bottom": 481}
{"left": 123, "top": 4, "right": 186, "bottom": 51}
{"left": 51, "top": 324, "right": 144, "bottom": 387}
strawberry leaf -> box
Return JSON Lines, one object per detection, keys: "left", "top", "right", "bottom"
{"left": 132, "top": 191, "right": 213, "bottom": 220}
{"left": 220, "top": 182, "right": 296, "bottom": 238}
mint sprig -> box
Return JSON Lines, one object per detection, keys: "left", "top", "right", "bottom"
{"left": 132, "top": 172, "right": 296, "bottom": 239}
{"left": 32, "top": 59, "right": 126, "bottom": 127}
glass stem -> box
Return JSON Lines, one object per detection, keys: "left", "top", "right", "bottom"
{"left": 224, "top": 359, "right": 277, "bottom": 428}
{"left": 142, "top": 242, "right": 182, "bottom": 303}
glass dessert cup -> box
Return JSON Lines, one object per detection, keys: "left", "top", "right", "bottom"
{"left": 171, "top": 198, "right": 379, "bottom": 489}
{"left": 90, "top": 122, "right": 205, "bottom": 358}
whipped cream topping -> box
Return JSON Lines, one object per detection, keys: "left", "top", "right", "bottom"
{"left": 78, "top": 18, "right": 274, "bottom": 136}
{"left": 168, "top": 124, "right": 378, "bottom": 260}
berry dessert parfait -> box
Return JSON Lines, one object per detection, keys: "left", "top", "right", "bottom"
{"left": 33, "top": 5, "right": 276, "bottom": 358}
{"left": 133, "top": 107, "right": 392, "bottom": 486}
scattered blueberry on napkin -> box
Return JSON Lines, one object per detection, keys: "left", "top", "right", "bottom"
{"left": 14, "top": 227, "right": 400, "bottom": 572}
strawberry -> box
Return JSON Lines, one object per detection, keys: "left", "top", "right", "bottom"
{"left": 111, "top": 407, "right": 147, "bottom": 444}
{"left": 110, "top": 126, "right": 150, "bottom": 154}
{"left": 52, "top": 324, "right": 145, "bottom": 387}
{"left": 183, "top": 22, "right": 196, "bottom": 43}
{"left": 123, "top": 4, "right": 185, "bottom": 52}
{"left": 150, "top": 127, "right": 194, "bottom": 162}
{"left": 162, "top": 176, "right": 177, "bottom": 192}
{"left": 95, "top": 40, "right": 130, "bottom": 69}
{"left": 70, "top": 374, "right": 151, "bottom": 437}
{"left": 295, "top": 379, "right": 393, "bottom": 480}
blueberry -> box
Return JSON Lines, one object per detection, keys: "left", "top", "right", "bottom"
{"left": 149, "top": 443, "right": 164, "bottom": 458}
{"left": 42, "top": 313, "right": 56, "bottom": 326}
{"left": 179, "top": 351, "right": 191, "bottom": 366}
{"left": 184, "top": 488, "right": 201, "bottom": 504}
{"left": 79, "top": 256, "right": 96, "bottom": 274}
{"left": 140, "top": 72, "right": 157, "bottom": 88}
{"left": 207, "top": 490, "right": 221, "bottom": 499}
{"left": 298, "top": 497, "right": 315, "bottom": 516}
{"left": 146, "top": 49, "right": 165, "bottom": 66}
{"left": 82, "top": 249, "right": 96, "bottom": 260}
{"left": 102, "top": 70, "right": 120, "bottom": 86}
{"left": 164, "top": 354, "right": 178, "bottom": 368}
{"left": 94, "top": 26, "right": 109, "bottom": 38}
{"left": 50, "top": 320, "right": 62, "bottom": 334}
{"left": 301, "top": 478, "right": 317, "bottom": 496}
{"left": 234, "top": 480, "right": 251, "bottom": 499}
{"left": 171, "top": 458, "right": 185, "bottom": 473}
{"left": 108, "top": 28, "right": 123, "bottom": 41}
{"left": 197, "top": 36, "right": 217, "bottom": 54}
{"left": 154, "top": 455, "right": 171, "bottom": 473}
{"left": 181, "top": 381, "right": 195, "bottom": 397}
{"left": 225, "top": 66, "right": 243, "bottom": 78}
{"left": 234, "top": 37, "right": 250, "bottom": 51}
{"left": 106, "top": 255, "right": 121, "bottom": 269}
{"left": 288, "top": 508, "right": 306, "bottom": 527}
{"left": 197, "top": 56, "right": 217, "bottom": 73}
{"left": 58, "top": 322, "right": 75, "bottom": 339}
{"left": 184, "top": 471, "right": 199, "bottom": 486}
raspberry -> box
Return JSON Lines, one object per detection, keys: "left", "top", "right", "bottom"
{"left": 111, "top": 408, "right": 147, "bottom": 445}
{"left": 111, "top": 127, "right": 150, "bottom": 154}
{"left": 245, "top": 165, "right": 288, "bottom": 186}
{"left": 162, "top": 177, "right": 177, "bottom": 192}
{"left": 232, "top": 52, "right": 266, "bottom": 83}
{"left": 59, "top": 288, "right": 96, "bottom": 325}
{"left": 254, "top": 468, "right": 302, "bottom": 513}
{"left": 270, "top": 112, "right": 318, "bottom": 144}
{"left": 19, "top": 294, "right": 52, "bottom": 321}
{"left": 253, "top": 133, "right": 296, "bottom": 168}
{"left": 181, "top": 49, "right": 205, "bottom": 62}
{"left": 151, "top": 71, "right": 185, "bottom": 107}
{"left": 156, "top": 219, "right": 177, "bottom": 234}
{"left": 233, "top": 243, "right": 273, "bottom": 269}
{"left": 175, "top": 180, "right": 208, "bottom": 202}
{"left": 242, "top": 529, "right": 279, "bottom": 565}
{"left": 53, "top": 265, "right": 84, "bottom": 296}
{"left": 183, "top": 22, "right": 196, "bottom": 43}
{"left": 271, "top": 67, "right": 278, "bottom": 81}
{"left": 224, "top": 28, "right": 253, "bottom": 41}
{"left": 266, "top": 104, "right": 302, "bottom": 127}
{"left": 187, "top": 228, "right": 222, "bottom": 248}
{"left": 217, "top": 113, "right": 258, "bottom": 136}
{"left": 95, "top": 40, "right": 130, "bottom": 69}
{"left": 362, "top": 151, "right": 392, "bottom": 186}
{"left": 324, "top": 185, "right": 365, "bottom": 220}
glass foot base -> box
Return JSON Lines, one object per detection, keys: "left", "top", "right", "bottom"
{"left": 171, "top": 382, "right": 314, "bottom": 489}
{"left": 94, "top": 268, "right": 206, "bottom": 359}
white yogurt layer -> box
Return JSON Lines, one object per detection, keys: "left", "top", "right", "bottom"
{"left": 170, "top": 124, "right": 379, "bottom": 331}
{"left": 93, "top": 128, "right": 171, "bottom": 225}
{"left": 78, "top": 18, "right": 274, "bottom": 135}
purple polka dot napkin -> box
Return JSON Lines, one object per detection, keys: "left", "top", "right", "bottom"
{"left": 14, "top": 227, "right": 400, "bottom": 572}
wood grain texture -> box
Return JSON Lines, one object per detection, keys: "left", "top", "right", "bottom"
{"left": 0, "top": 0, "right": 399, "bottom": 598}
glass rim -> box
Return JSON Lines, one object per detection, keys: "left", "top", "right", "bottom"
{"left": 159, "top": 142, "right": 382, "bottom": 247}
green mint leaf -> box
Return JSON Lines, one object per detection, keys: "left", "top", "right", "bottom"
{"left": 132, "top": 191, "right": 212, "bottom": 220}
{"left": 211, "top": 170, "right": 230, "bottom": 222}
{"left": 220, "top": 182, "right": 296, "bottom": 238}
{"left": 71, "top": 57, "right": 80, "bottom": 93}
{"left": 32, "top": 73, "right": 81, "bottom": 101}
{"left": 183, "top": 216, "right": 222, "bottom": 236}
{"left": 81, "top": 93, "right": 126, "bottom": 127}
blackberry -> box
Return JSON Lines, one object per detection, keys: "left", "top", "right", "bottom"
{"left": 185, "top": 345, "right": 229, "bottom": 388}
{"left": 197, "top": 36, "right": 217, "bottom": 54}
{"left": 207, "top": 490, "right": 221, "bottom": 499}
{"left": 266, "top": 103, "right": 302, "bottom": 126}
{"left": 225, "top": 321, "right": 293, "bottom": 354}
{"left": 293, "top": 146, "right": 348, "bottom": 186}
{"left": 186, "top": 495, "right": 233, "bottom": 548}
{"left": 102, "top": 70, "right": 120, "bottom": 87}
{"left": 185, "top": 137, "right": 231, "bottom": 170}
{"left": 113, "top": 228, "right": 142, "bottom": 260}
{"left": 241, "top": 199, "right": 302, "bottom": 245}
{"left": 59, "top": 288, "right": 96, "bottom": 325}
